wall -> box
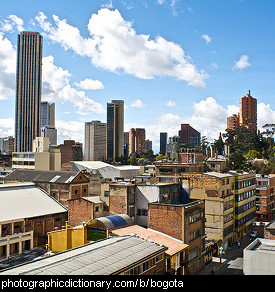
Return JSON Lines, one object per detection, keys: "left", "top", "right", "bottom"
{"left": 69, "top": 198, "right": 93, "bottom": 227}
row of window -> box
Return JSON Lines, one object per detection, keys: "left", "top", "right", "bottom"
{"left": 235, "top": 189, "right": 256, "bottom": 202}
{"left": 12, "top": 153, "right": 35, "bottom": 158}
{"left": 122, "top": 253, "right": 164, "bottom": 275}
{"left": 12, "top": 161, "right": 34, "bottom": 166}
{"left": 235, "top": 200, "right": 256, "bottom": 215}
{"left": 224, "top": 213, "right": 234, "bottom": 224}
{"left": 235, "top": 178, "right": 256, "bottom": 190}
{"left": 189, "top": 228, "right": 201, "bottom": 242}
{"left": 223, "top": 224, "right": 234, "bottom": 237}
{"left": 188, "top": 212, "right": 203, "bottom": 224}
{"left": 224, "top": 200, "right": 234, "bottom": 211}
{"left": 235, "top": 211, "right": 256, "bottom": 228}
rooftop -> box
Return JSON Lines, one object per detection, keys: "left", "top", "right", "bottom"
{"left": 0, "top": 183, "right": 67, "bottom": 222}
{"left": 245, "top": 238, "right": 275, "bottom": 254}
{"left": 111, "top": 225, "right": 188, "bottom": 256}
{"left": 4, "top": 169, "right": 79, "bottom": 184}
{"left": 0, "top": 235, "right": 167, "bottom": 275}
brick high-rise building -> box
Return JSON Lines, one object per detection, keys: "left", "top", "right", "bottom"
{"left": 129, "top": 128, "right": 146, "bottom": 156}
{"left": 15, "top": 32, "right": 43, "bottom": 152}
{"left": 239, "top": 90, "right": 257, "bottom": 132}
{"left": 227, "top": 113, "right": 240, "bottom": 131}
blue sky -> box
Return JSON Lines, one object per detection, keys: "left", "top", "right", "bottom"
{"left": 0, "top": 0, "right": 275, "bottom": 153}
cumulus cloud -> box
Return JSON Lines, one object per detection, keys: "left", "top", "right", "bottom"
{"left": 131, "top": 99, "right": 146, "bottom": 108}
{"left": 0, "top": 33, "right": 16, "bottom": 99}
{"left": 0, "top": 118, "right": 14, "bottom": 137}
{"left": 258, "top": 102, "right": 275, "bottom": 131}
{"left": 0, "top": 15, "right": 24, "bottom": 32}
{"left": 55, "top": 120, "right": 84, "bottom": 144}
{"left": 35, "top": 9, "right": 208, "bottom": 87}
{"left": 42, "top": 55, "right": 105, "bottom": 114}
{"left": 201, "top": 34, "right": 212, "bottom": 44}
{"left": 75, "top": 78, "right": 104, "bottom": 90}
{"left": 233, "top": 55, "right": 251, "bottom": 71}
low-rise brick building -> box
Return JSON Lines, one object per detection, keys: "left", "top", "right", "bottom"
{"left": 68, "top": 196, "right": 108, "bottom": 227}
{"left": 4, "top": 169, "right": 90, "bottom": 208}
{"left": 148, "top": 199, "right": 205, "bottom": 275}
{"left": 0, "top": 182, "right": 67, "bottom": 259}
{"left": 255, "top": 174, "right": 275, "bottom": 222}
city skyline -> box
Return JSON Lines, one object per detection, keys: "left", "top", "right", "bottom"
{"left": 0, "top": 0, "right": 275, "bottom": 153}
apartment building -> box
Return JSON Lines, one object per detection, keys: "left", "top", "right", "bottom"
{"left": 148, "top": 199, "right": 205, "bottom": 275}
{"left": 255, "top": 174, "right": 275, "bottom": 222}
{"left": 233, "top": 171, "right": 257, "bottom": 241}
{"left": 129, "top": 128, "right": 146, "bottom": 156}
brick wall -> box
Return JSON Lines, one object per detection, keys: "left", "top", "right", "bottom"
{"left": 148, "top": 203, "right": 183, "bottom": 241}
{"left": 24, "top": 213, "right": 67, "bottom": 247}
{"left": 109, "top": 196, "right": 127, "bottom": 215}
{"left": 68, "top": 198, "right": 93, "bottom": 227}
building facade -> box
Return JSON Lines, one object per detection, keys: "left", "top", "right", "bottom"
{"left": 227, "top": 113, "right": 240, "bottom": 131}
{"left": 129, "top": 128, "right": 146, "bottom": 156}
{"left": 179, "top": 124, "right": 201, "bottom": 148}
{"left": 58, "top": 140, "right": 83, "bottom": 164}
{"left": 255, "top": 174, "right": 275, "bottom": 222}
{"left": 148, "top": 200, "right": 205, "bottom": 275}
{"left": 233, "top": 171, "right": 257, "bottom": 241}
{"left": 239, "top": 90, "right": 257, "bottom": 132}
{"left": 159, "top": 132, "right": 167, "bottom": 155}
{"left": 15, "top": 32, "right": 43, "bottom": 152}
{"left": 107, "top": 100, "right": 124, "bottom": 161}
{"left": 84, "top": 121, "right": 106, "bottom": 161}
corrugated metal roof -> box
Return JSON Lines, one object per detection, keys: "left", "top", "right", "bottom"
{"left": 0, "top": 183, "right": 67, "bottom": 222}
{"left": 87, "top": 214, "right": 134, "bottom": 230}
{"left": 4, "top": 169, "right": 78, "bottom": 184}
{"left": 0, "top": 235, "right": 167, "bottom": 275}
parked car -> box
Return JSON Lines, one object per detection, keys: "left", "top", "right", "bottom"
{"left": 249, "top": 231, "right": 258, "bottom": 238}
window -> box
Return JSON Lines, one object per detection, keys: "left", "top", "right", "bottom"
{"left": 95, "top": 206, "right": 99, "bottom": 212}
{"left": 189, "top": 247, "right": 198, "bottom": 261}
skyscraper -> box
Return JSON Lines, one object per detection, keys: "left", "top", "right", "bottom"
{"left": 15, "top": 32, "right": 43, "bottom": 152}
{"left": 41, "top": 101, "right": 55, "bottom": 128}
{"left": 160, "top": 132, "right": 167, "bottom": 155}
{"left": 84, "top": 120, "right": 106, "bottom": 161}
{"left": 129, "top": 128, "right": 146, "bottom": 156}
{"left": 41, "top": 101, "right": 57, "bottom": 145}
{"left": 239, "top": 90, "right": 257, "bottom": 132}
{"left": 107, "top": 100, "right": 124, "bottom": 160}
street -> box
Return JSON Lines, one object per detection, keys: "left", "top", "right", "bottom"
{"left": 198, "top": 235, "right": 256, "bottom": 275}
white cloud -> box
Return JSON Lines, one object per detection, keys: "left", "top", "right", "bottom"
{"left": 75, "top": 78, "right": 104, "bottom": 90}
{"left": 8, "top": 15, "right": 24, "bottom": 32}
{"left": 35, "top": 9, "right": 208, "bottom": 87}
{"left": 101, "top": 0, "right": 114, "bottom": 8}
{"left": 56, "top": 120, "right": 84, "bottom": 144}
{"left": 258, "top": 103, "right": 275, "bottom": 131}
{"left": 201, "top": 34, "right": 212, "bottom": 44}
{"left": 166, "top": 100, "right": 176, "bottom": 107}
{"left": 233, "top": 55, "right": 251, "bottom": 70}
{"left": 131, "top": 99, "right": 146, "bottom": 108}
{"left": 42, "top": 55, "right": 105, "bottom": 114}
{"left": 0, "top": 118, "right": 14, "bottom": 137}
{"left": 0, "top": 15, "right": 24, "bottom": 32}
{"left": 0, "top": 33, "right": 16, "bottom": 100}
